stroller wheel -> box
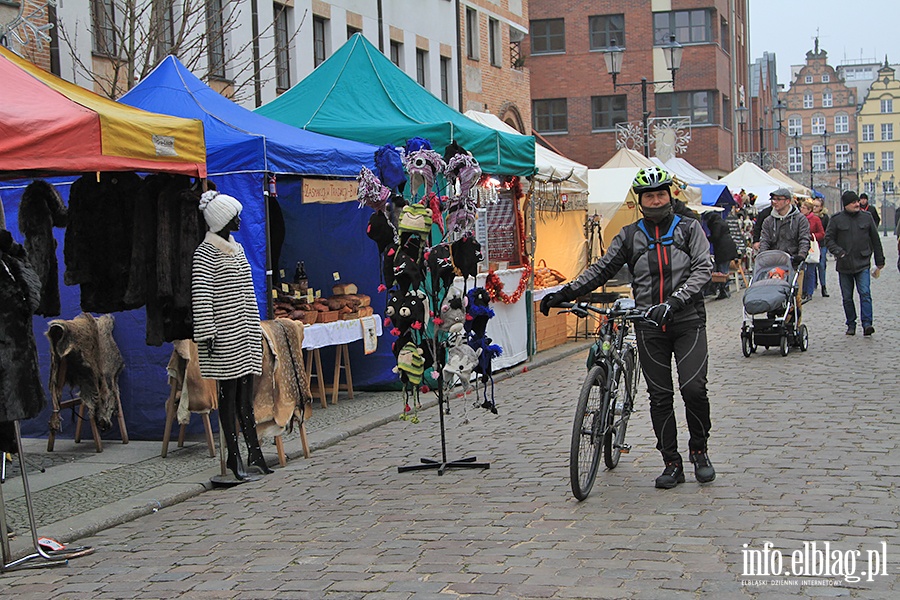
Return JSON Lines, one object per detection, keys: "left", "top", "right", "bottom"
{"left": 779, "top": 335, "right": 790, "bottom": 356}
{"left": 741, "top": 333, "right": 754, "bottom": 357}
{"left": 797, "top": 324, "right": 809, "bottom": 351}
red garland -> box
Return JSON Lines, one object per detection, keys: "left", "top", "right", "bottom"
{"left": 485, "top": 264, "right": 533, "bottom": 304}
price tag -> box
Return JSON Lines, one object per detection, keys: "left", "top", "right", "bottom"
{"left": 279, "top": 269, "right": 285, "bottom": 279}
{"left": 294, "top": 291, "right": 303, "bottom": 299}
{"left": 307, "top": 290, "right": 314, "bottom": 303}
{"left": 315, "top": 289, "right": 321, "bottom": 299}
{"left": 332, "top": 271, "right": 341, "bottom": 281}
{"left": 271, "top": 289, "right": 278, "bottom": 299}
{"left": 281, "top": 283, "right": 290, "bottom": 293}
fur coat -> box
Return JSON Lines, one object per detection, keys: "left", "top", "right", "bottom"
{"left": 65, "top": 172, "right": 141, "bottom": 313}
{"left": 46, "top": 313, "right": 124, "bottom": 433}
{"left": 18, "top": 179, "right": 68, "bottom": 317}
{"left": 0, "top": 232, "right": 46, "bottom": 423}
{"left": 253, "top": 319, "right": 311, "bottom": 438}
{"left": 167, "top": 340, "right": 218, "bottom": 425}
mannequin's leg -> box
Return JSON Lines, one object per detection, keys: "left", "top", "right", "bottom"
{"left": 236, "top": 375, "right": 273, "bottom": 474}
{"left": 219, "top": 378, "right": 248, "bottom": 480}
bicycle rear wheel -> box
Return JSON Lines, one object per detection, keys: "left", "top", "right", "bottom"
{"left": 570, "top": 365, "right": 607, "bottom": 501}
{"left": 604, "top": 349, "right": 636, "bottom": 469}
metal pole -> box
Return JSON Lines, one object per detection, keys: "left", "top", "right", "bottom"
{"left": 758, "top": 125, "right": 764, "bottom": 168}
{"left": 641, "top": 78, "right": 650, "bottom": 157}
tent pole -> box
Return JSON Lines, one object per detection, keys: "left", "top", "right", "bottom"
{"left": 264, "top": 175, "right": 274, "bottom": 320}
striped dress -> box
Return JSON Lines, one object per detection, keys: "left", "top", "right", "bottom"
{"left": 191, "top": 232, "right": 262, "bottom": 380}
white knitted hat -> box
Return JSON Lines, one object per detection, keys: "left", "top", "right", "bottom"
{"left": 199, "top": 190, "right": 243, "bottom": 232}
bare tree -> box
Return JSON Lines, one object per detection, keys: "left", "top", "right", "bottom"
{"left": 55, "top": 0, "right": 305, "bottom": 102}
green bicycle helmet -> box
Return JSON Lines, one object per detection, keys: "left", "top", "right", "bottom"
{"left": 632, "top": 167, "right": 673, "bottom": 193}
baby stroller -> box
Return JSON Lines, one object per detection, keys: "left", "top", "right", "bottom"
{"left": 740, "top": 250, "right": 809, "bottom": 357}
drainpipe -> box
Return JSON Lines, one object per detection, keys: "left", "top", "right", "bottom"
{"left": 251, "top": 0, "right": 262, "bottom": 106}
{"left": 456, "top": 0, "right": 464, "bottom": 112}
{"left": 377, "top": 0, "right": 384, "bottom": 52}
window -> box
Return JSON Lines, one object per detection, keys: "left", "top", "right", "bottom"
{"left": 822, "top": 73, "right": 830, "bottom": 82}
{"left": 416, "top": 49, "right": 427, "bottom": 87}
{"left": 788, "top": 146, "right": 803, "bottom": 174}
{"left": 274, "top": 5, "right": 291, "bottom": 90}
{"left": 863, "top": 152, "right": 876, "bottom": 171}
{"left": 591, "top": 95, "right": 627, "bottom": 130}
{"left": 589, "top": 14, "right": 624, "bottom": 50}
{"left": 720, "top": 16, "right": 730, "bottom": 53}
{"left": 887, "top": 179, "right": 896, "bottom": 194}
{"left": 862, "top": 123, "right": 875, "bottom": 142}
{"left": 723, "top": 95, "right": 732, "bottom": 130}
{"left": 530, "top": 18, "right": 564, "bottom": 54}
{"left": 864, "top": 181, "right": 876, "bottom": 195}
{"left": 822, "top": 91, "right": 832, "bottom": 108}
{"left": 654, "top": 10, "right": 712, "bottom": 44}
{"left": 92, "top": 0, "right": 116, "bottom": 55}
{"left": 313, "top": 16, "right": 327, "bottom": 67}
{"left": 440, "top": 57, "right": 450, "bottom": 104}
{"left": 882, "top": 151, "right": 894, "bottom": 171}
{"left": 206, "top": 0, "right": 226, "bottom": 77}
{"left": 788, "top": 116, "right": 803, "bottom": 136}
{"left": 803, "top": 93, "right": 813, "bottom": 109}
{"left": 882, "top": 122, "right": 894, "bottom": 141}
{"left": 881, "top": 98, "right": 893, "bottom": 113}
{"left": 347, "top": 25, "right": 361, "bottom": 40}
{"left": 805, "top": 75, "right": 813, "bottom": 84}
{"left": 466, "top": 8, "right": 480, "bottom": 59}
{"left": 811, "top": 115, "right": 825, "bottom": 135}
{"left": 812, "top": 145, "right": 826, "bottom": 172}
{"left": 489, "top": 18, "right": 501, "bottom": 66}
{"left": 655, "top": 91, "right": 714, "bottom": 124}
{"left": 835, "top": 143, "right": 851, "bottom": 167}
{"left": 533, "top": 98, "right": 568, "bottom": 133}
{"left": 834, "top": 113, "right": 849, "bottom": 133}
{"left": 390, "top": 41, "right": 402, "bottom": 67}
{"left": 153, "top": 1, "right": 175, "bottom": 61}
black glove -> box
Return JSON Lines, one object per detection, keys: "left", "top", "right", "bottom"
{"left": 540, "top": 292, "right": 567, "bottom": 316}
{"left": 644, "top": 302, "right": 675, "bottom": 327}
{"left": 205, "top": 339, "right": 214, "bottom": 357}
{"left": 791, "top": 254, "right": 805, "bottom": 268}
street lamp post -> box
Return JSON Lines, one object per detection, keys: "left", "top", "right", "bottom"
{"left": 602, "top": 35, "right": 684, "bottom": 157}
{"left": 837, "top": 148, "right": 853, "bottom": 192}
{"left": 735, "top": 101, "right": 786, "bottom": 170}
{"left": 882, "top": 175, "right": 894, "bottom": 237}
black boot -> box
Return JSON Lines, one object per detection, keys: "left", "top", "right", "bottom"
{"left": 236, "top": 376, "right": 273, "bottom": 475}
{"left": 218, "top": 381, "right": 249, "bottom": 481}
{"left": 821, "top": 286, "right": 829, "bottom": 297}
{"left": 689, "top": 450, "right": 716, "bottom": 483}
{"left": 655, "top": 461, "right": 685, "bottom": 489}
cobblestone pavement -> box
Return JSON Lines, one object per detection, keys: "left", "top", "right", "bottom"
{"left": 1, "top": 244, "right": 898, "bottom": 598}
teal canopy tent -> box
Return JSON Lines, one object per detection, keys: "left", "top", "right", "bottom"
{"left": 256, "top": 34, "right": 535, "bottom": 176}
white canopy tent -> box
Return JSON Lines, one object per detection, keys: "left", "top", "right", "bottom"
{"left": 719, "top": 162, "right": 786, "bottom": 209}
{"left": 767, "top": 168, "right": 813, "bottom": 198}
{"left": 652, "top": 156, "right": 719, "bottom": 185}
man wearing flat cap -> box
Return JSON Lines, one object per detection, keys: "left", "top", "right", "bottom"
{"left": 759, "top": 187, "right": 811, "bottom": 267}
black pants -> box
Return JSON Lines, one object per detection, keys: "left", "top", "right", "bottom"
{"left": 636, "top": 321, "right": 712, "bottom": 464}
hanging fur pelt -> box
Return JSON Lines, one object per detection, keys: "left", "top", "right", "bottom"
{"left": 18, "top": 179, "right": 68, "bottom": 317}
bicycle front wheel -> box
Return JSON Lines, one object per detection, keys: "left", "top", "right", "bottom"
{"left": 604, "top": 349, "right": 636, "bottom": 469}
{"left": 570, "top": 365, "right": 607, "bottom": 501}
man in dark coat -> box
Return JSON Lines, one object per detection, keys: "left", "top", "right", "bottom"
{"left": 824, "top": 191, "right": 885, "bottom": 336}
{"left": 702, "top": 210, "right": 739, "bottom": 299}
{"left": 858, "top": 193, "right": 880, "bottom": 227}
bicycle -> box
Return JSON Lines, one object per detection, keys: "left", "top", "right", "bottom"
{"left": 558, "top": 298, "right": 644, "bottom": 501}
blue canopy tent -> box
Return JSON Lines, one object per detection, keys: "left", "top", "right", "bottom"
{"left": 698, "top": 183, "right": 737, "bottom": 216}
{"left": 4, "top": 56, "right": 393, "bottom": 441}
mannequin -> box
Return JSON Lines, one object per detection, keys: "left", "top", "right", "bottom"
{"left": 191, "top": 191, "right": 270, "bottom": 480}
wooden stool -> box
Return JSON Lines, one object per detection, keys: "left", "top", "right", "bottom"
{"left": 304, "top": 348, "right": 328, "bottom": 408}
{"left": 324, "top": 344, "right": 354, "bottom": 405}
{"left": 47, "top": 357, "right": 128, "bottom": 453}
{"left": 160, "top": 379, "right": 216, "bottom": 459}
{"left": 730, "top": 258, "right": 749, "bottom": 289}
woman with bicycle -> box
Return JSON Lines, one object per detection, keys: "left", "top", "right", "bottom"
{"left": 541, "top": 167, "right": 716, "bottom": 489}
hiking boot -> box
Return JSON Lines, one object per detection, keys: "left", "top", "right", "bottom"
{"left": 863, "top": 326, "right": 875, "bottom": 336}
{"left": 689, "top": 450, "right": 716, "bottom": 483}
{"left": 846, "top": 326, "right": 856, "bottom": 336}
{"left": 655, "top": 461, "right": 685, "bottom": 489}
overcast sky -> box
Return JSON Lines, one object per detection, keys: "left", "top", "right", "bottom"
{"left": 748, "top": 0, "right": 900, "bottom": 89}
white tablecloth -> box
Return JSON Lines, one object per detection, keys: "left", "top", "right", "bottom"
{"left": 301, "top": 315, "right": 383, "bottom": 350}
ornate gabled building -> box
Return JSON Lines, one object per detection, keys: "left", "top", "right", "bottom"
{"left": 780, "top": 41, "right": 857, "bottom": 208}
{"left": 857, "top": 57, "right": 900, "bottom": 231}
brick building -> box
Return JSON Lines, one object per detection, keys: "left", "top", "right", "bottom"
{"left": 459, "top": 0, "right": 531, "bottom": 133}
{"left": 781, "top": 42, "right": 857, "bottom": 208}
{"left": 526, "top": 0, "right": 748, "bottom": 176}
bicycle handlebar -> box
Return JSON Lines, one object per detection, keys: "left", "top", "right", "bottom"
{"left": 557, "top": 301, "right": 647, "bottom": 322}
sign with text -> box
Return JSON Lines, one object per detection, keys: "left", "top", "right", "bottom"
{"left": 302, "top": 179, "right": 358, "bottom": 204}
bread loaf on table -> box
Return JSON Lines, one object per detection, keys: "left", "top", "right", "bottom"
{"left": 332, "top": 283, "right": 358, "bottom": 295}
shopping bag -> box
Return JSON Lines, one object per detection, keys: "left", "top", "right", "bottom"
{"left": 805, "top": 239, "right": 820, "bottom": 263}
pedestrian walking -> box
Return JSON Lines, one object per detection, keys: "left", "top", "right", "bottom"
{"left": 858, "top": 192, "right": 880, "bottom": 227}
{"left": 800, "top": 200, "right": 824, "bottom": 301}
{"left": 823, "top": 191, "right": 885, "bottom": 336}
{"left": 812, "top": 198, "right": 830, "bottom": 296}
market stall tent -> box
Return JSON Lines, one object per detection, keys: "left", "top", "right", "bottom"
{"left": 0, "top": 45, "right": 206, "bottom": 179}
{"left": 256, "top": 34, "right": 535, "bottom": 176}
{"left": 767, "top": 168, "right": 813, "bottom": 198}
{"left": 463, "top": 110, "right": 588, "bottom": 280}
{"left": 719, "top": 162, "right": 785, "bottom": 209}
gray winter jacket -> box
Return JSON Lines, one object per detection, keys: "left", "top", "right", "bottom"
{"left": 823, "top": 209, "right": 885, "bottom": 274}
{"left": 561, "top": 214, "right": 712, "bottom": 326}
{"left": 759, "top": 205, "right": 811, "bottom": 260}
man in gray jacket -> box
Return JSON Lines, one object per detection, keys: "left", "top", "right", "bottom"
{"left": 541, "top": 167, "right": 714, "bottom": 490}
{"left": 759, "top": 188, "right": 811, "bottom": 265}
{"left": 824, "top": 191, "right": 885, "bottom": 336}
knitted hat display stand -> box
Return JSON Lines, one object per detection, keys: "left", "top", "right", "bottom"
{"left": 360, "top": 139, "right": 492, "bottom": 476}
